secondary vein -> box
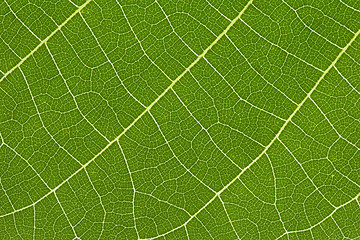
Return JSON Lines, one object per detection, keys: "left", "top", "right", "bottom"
{"left": 145, "top": 26, "right": 360, "bottom": 240}
{"left": 0, "top": 0, "right": 92, "bottom": 83}
{"left": 0, "top": 0, "right": 254, "bottom": 218}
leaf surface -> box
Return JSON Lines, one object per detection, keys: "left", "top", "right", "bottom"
{"left": 1, "top": 0, "right": 360, "bottom": 239}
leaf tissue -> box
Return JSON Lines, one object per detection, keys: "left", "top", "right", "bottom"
{"left": 1, "top": 0, "right": 360, "bottom": 239}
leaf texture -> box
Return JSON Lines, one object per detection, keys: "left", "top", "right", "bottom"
{"left": 1, "top": 0, "right": 360, "bottom": 239}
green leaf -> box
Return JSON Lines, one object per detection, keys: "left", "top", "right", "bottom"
{"left": 1, "top": 0, "right": 360, "bottom": 239}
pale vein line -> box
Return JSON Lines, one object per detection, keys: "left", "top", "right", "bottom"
{"left": 219, "top": 195, "right": 241, "bottom": 239}
{"left": 309, "top": 96, "right": 360, "bottom": 151}
{"left": 117, "top": 141, "right": 140, "bottom": 239}
{"left": 0, "top": 35, "right": 21, "bottom": 60}
{"left": 142, "top": 26, "right": 360, "bottom": 240}
{"left": 3, "top": 0, "right": 42, "bottom": 41}
{"left": 0, "top": 178, "right": 15, "bottom": 211}
{"left": 0, "top": 0, "right": 254, "bottom": 219}
{"left": 16, "top": 0, "right": 60, "bottom": 32}
{"left": 276, "top": 192, "right": 360, "bottom": 239}
{"left": 239, "top": 18, "right": 324, "bottom": 72}
{"left": 289, "top": 121, "right": 360, "bottom": 189}
{"left": 84, "top": 169, "right": 106, "bottom": 239}
{"left": 334, "top": 65, "right": 360, "bottom": 95}
{"left": 3, "top": 142, "right": 51, "bottom": 191}
{"left": 171, "top": 89, "right": 244, "bottom": 170}
{"left": 79, "top": 9, "right": 146, "bottom": 109}
{"left": 179, "top": 68, "right": 220, "bottom": 122}
{"left": 45, "top": 44, "right": 111, "bottom": 142}
{"left": 345, "top": 51, "right": 360, "bottom": 66}
{"left": 12, "top": 213, "right": 22, "bottom": 240}
{"left": 265, "top": 152, "right": 288, "bottom": 234}
{"left": 281, "top": 0, "right": 343, "bottom": 49}
{"left": 237, "top": 177, "right": 272, "bottom": 205}
{"left": 135, "top": 190, "right": 192, "bottom": 217}
{"left": 68, "top": 0, "right": 79, "bottom": 8}
{"left": 203, "top": 56, "right": 288, "bottom": 121}
{"left": 214, "top": 122, "right": 265, "bottom": 148}
{"left": 166, "top": 11, "right": 218, "bottom": 39}
{"left": 331, "top": 216, "right": 346, "bottom": 239}
{"left": 278, "top": 138, "right": 336, "bottom": 208}
{"left": 295, "top": 5, "right": 355, "bottom": 34}
{"left": 19, "top": 67, "right": 83, "bottom": 167}
{"left": 184, "top": 225, "right": 190, "bottom": 240}
{"left": 195, "top": 215, "right": 214, "bottom": 239}
{"left": 54, "top": 192, "right": 79, "bottom": 239}
{"left": 204, "top": 0, "right": 231, "bottom": 21}
{"left": 0, "top": 0, "right": 93, "bottom": 83}
{"left": 148, "top": 111, "right": 218, "bottom": 193}
{"left": 115, "top": 0, "right": 175, "bottom": 84}
{"left": 33, "top": 205, "right": 35, "bottom": 240}
{"left": 154, "top": 0, "right": 199, "bottom": 57}
{"left": 51, "top": 31, "right": 128, "bottom": 131}
{"left": 339, "top": 0, "right": 360, "bottom": 13}
{"left": 225, "top": 35, "right": 298, "bottom": 105}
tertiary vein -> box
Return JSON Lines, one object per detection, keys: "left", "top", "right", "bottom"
{"left": 0, "top": 0, "right": 254, "bottom": 218}
{"left": 1, "top": 4, "right": 359, "bottom": 239}
{"left": 0, "top": 0, "right": 92, "bottom": 83}
{"left": 143, "top": 26, "right": 360, "bottom": 240}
